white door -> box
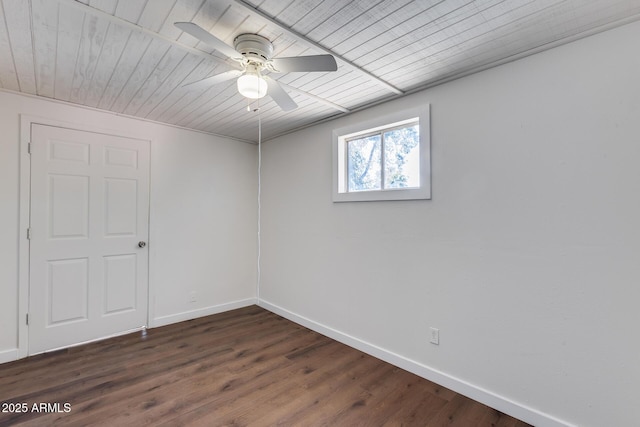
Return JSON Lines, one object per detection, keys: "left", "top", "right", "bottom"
{"left": 29, "top": 124, "right": 150, "bottom": 354}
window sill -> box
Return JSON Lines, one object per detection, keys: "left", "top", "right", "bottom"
{"left": 333, "top": 187, "right": 430, "bottom": 202}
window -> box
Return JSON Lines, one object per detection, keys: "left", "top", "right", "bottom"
{"left": 333, "top": 105, "right": 430, "bottom": 202}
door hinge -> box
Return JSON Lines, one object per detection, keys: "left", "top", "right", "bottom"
{"left": 27, "top": 228, "right": 31, "bottom": 240}
{"left": 27, "top": 142, "right": 31, "bottom": 154}
{"left": 26, "top": 313, "right": 29, "bottom": 325}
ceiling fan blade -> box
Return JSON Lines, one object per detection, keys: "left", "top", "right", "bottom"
{"left": 183, "top": 70, "right": 244, "bottom": 91}
{"left": 175, "top": 22, "right": 241, "bottom": 59}
{"left": 271, "top": 55, "right": 338, "bottom": 73}
{"left": 264, "top": 76, "right": 297, "bottom": 111}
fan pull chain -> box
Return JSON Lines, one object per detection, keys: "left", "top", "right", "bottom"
{"left": 256, "top": 106, "right": 262, "bottom": 300}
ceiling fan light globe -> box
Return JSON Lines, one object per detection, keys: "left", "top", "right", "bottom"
{"left": 237, "top": 74, "right": 268, "bottom": 99}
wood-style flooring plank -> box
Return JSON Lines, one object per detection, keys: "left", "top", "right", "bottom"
{"left": 0, "top": 306, "right": 531, "bottom": 427}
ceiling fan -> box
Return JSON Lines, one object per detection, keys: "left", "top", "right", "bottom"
{"left": 174, "top": 22, "right": 338, "bottom": 111}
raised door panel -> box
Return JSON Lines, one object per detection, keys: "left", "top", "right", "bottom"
{"left": 49, "top": 139, "right": 90, "bottom": 164}
{"left": 47, "top": 258, "right": 89, "bottom": 325}
{"left": 104, "top": 146, "right": 138, "bottom": 169}
{"left": 48, "top": 174, "right": 89, "bottom": 239}
{"left": 104, "top": 254, "right": 137, "bottom": 315}
{"left": 104, "top": 178, "right": 138, "bottom": 236}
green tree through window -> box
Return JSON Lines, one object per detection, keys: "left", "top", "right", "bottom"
{"left": 347, "top": 123, "right": 419, "bottom": 192}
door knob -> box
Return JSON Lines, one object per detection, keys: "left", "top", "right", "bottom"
{"left": 138, "top": 241, "right": 146, "bottom": 248}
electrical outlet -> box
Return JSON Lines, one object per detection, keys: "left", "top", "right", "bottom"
{"left": 430, "top": 327, "right": 440, "bottom": 345}
{"left": 189, "top": 291, "right": 197, "bottom": 303}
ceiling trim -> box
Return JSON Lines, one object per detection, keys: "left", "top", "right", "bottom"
{"left": 0, "top": 87, "right": 255, "bottom": 144}
{"left": 233, "top": 0, "right": 404, "bottom": 96}
{"left": 260, "top": 6, "right": 640, "bottom": 143}
{"left": 397, "top": 9, "right": 640, "bottom": 100}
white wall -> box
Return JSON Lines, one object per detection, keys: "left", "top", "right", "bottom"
{"left": 0, "top": 90, "right": 257, "bottom": 360}
{"left": 259, "top": 20, "right": 640, "bottom": 427}
{"left": 149, "top": 122, "right": 257, "bottom": 326}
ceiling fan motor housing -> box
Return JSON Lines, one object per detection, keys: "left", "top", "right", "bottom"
{"left": 234, "top": 34, "right": 274, "bottom": 64}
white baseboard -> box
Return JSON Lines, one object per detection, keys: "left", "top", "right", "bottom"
{"left": 151, "top": 298, "right": 257, "bottom": 328}
{"left": 259, "top": 299, "right": 573, "bottom": 427}
{"left": 0, "top": 348, "right": 18, "bottom": 364}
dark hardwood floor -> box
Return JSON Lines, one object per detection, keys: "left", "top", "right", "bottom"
{"left": 0, "top": 306, "right": 531, "bottom": 426}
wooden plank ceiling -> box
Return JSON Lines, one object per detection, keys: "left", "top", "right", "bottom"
{"left": 1, "top": 0, "right": 639, "bottom": 142}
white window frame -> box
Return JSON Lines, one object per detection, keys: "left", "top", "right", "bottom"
{"left": 332, "top": 104, "right": 430, "bottom": 202}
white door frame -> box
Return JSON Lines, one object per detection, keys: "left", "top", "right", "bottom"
{"left": 17, "top": 114, "right": 153, "bottom": 359}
